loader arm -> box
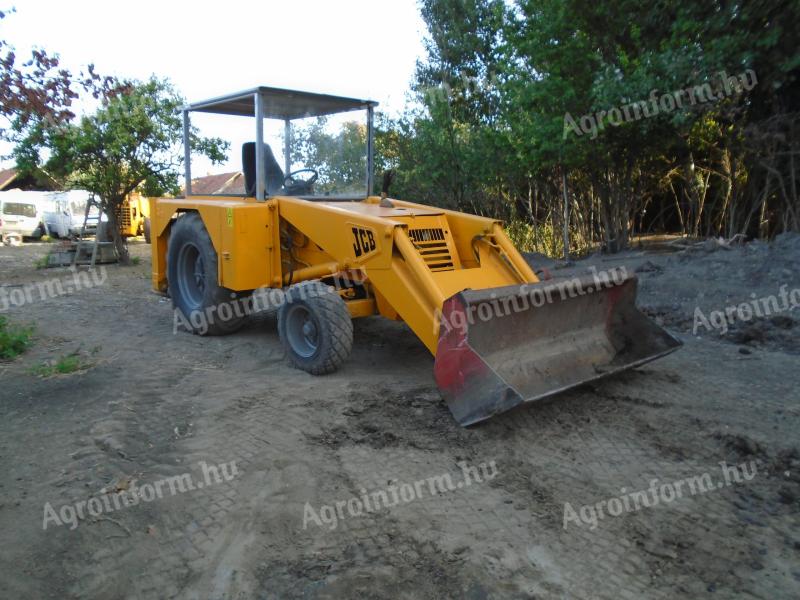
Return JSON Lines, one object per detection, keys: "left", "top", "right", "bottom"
{"left": 279, "top": 196, "right": 680, "bottom": 425}
{"left": 277, "top": 196, "right": 539, "bottom": 353}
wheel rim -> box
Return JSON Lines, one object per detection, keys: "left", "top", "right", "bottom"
{"left": 176, "top": 242, "right": 206, "bottom": 309}
{"left": 285, "top": 304, "right": 320, "bottom": 358}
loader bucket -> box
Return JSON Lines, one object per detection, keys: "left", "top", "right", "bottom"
{"left": 433, "top": 273, "right": 681, "bottom": 426}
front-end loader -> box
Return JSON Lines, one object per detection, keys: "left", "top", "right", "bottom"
{"left": 117, "top": 193, "right": 151, "bottom": 242}
{"left": 97, "top": 193, "right": 152, "bottom": 243}
{"left": 150, "top": 87, "right": 680, "bottom": 426}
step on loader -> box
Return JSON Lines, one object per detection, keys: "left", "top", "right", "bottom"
{"left": 150, "top": 87, "right": 681, "bottom": 426}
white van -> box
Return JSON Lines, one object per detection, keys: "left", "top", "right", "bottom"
{"left": 42, "top": 193, "right": 72, "bottom": 238}
{"left": 0, "top": 191, "right": 44, "bottom": 240}
{"left": 41, "top": 190, "right": 97, "bottom": 237}
{"left": 64, "top": 191, "right": 103, "bottom": 235}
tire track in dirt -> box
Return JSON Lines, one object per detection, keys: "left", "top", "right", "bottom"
{"left": 3, "top": 241, "right": 799, "bottom": 599}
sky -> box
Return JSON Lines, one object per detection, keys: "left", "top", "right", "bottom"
{"left": 1, "top": 0, "right": 428, "bottom": 173}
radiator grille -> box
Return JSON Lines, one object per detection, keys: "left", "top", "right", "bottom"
{"left": 115, "top": 204, "right": 132, "bottom": 228}
{"left": 408, "top": 228, "right": 454, "bottom": 271}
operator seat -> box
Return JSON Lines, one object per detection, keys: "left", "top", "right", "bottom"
{"left": 242, "top": 142, "right": 284, "bottom": 196}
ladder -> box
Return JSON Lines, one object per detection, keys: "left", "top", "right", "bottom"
{"left": 71, "top": 194, "right": 116, "bottom": 268}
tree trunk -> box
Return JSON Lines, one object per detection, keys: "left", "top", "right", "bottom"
{"left": 683, "top": 153, "right": 701, "bottom": 237}
{"left": 728, "top": 155, "right": 738, "bottom": 238}
{"left": 719, "top": 147, "right": 733, "bottom": 238}
{"left": 561, "top": 166, "right": 570, "bottom": 260}
{"left": 586, "top": 195, "right": 593, "bottom": 248}
{"left": 104, "top": 198, "right": 130, "bottom": 265}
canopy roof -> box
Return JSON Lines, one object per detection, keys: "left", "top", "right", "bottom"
{"left": 185, "top": 86, "right": 378, "bottom": 120}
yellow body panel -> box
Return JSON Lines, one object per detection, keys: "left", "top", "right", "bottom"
{"left": 117, "top": 193, "right": 151, "bottom": 238}
{"left": 150, "top": 196, "right": 277, "bottom": 292}
{"left": 150, "top": 194, "right": 539, "bottom": 354}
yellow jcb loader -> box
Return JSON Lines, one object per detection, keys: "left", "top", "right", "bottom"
{"left": 98, "top": 193, "right": 152, "bottom": 242}
{"left": 149, "top": 87, "right": 680, "bottom": 426}
{"left": 117, "top": 193, "right": 152, "bottom": 242}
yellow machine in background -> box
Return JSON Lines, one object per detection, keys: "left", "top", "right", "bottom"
{"left": 97, "top": 193, "right": 152, "bottom": 243}
{"left": 150, "top": 87, "right": 680, "bottom": 426}
{"left": 116, "top": 193, "right": 151, "bottom": 241}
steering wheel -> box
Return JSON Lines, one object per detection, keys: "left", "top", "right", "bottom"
{"left": 284, "top": 168, "right": 319, "bottom": 188}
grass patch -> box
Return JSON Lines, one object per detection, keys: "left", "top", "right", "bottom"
{"left": 131, "top": 256, "right": 141, "bottom": 266}
{"left": 33, "top": 255, "right": 50, "bottom": 269}
{"left": 29, "top": 352, "right": 91, "bottom": 377}
{"left": 0, "top": 316, "right": 34, "bottom": 359}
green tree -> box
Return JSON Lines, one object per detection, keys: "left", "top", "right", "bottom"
{"left": 1, "top": 9, "right": 119, "bottom": 144}
{"left": 387, "top": 0, "right": 799, "bottom": 254}
{"left": 16, "top": 77, "right": 227, "bottom": 263}
{"left": 292, "top": 118, "right": 367, "bottom": 195}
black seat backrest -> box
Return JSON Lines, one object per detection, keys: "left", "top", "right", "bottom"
{"left": 242, "top": 142, "right": 284, "bottom": 196}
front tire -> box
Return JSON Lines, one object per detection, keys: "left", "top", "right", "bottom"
{"left": 278, "top": 281, "right": 353, "bottom": 375}
{"left": 167, "top": 212, "right": 250, "bottom": 336}
{"left": 143, "top": 217, "right": 152, "bottom": 244}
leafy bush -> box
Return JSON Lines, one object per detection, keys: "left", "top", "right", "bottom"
{"left": 505, "top": 220, "right": 559, "bottom": 256}
{"left": 0, "top": 316, "right": 34, "bottom": 359}
{"left": 505, "top": 220, "right": 595, "bottom": 258}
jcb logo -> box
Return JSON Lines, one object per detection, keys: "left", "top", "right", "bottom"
{"left": 351, "top": 226, "right": 376, "bottom": 258}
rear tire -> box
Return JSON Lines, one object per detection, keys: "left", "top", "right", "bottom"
{"left": 167, "top": 212, "right": 250, "bottom": 336}
{"left": 278, "top": 280, "right": 353, "bottom": 375}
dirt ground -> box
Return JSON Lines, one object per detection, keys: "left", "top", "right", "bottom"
{"left": 0, "top": 235, "right": 798, "bottom": 600}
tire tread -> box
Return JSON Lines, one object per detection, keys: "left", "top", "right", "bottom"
{"left": 279, "top": 280, "right": 353, "bottom": 375}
